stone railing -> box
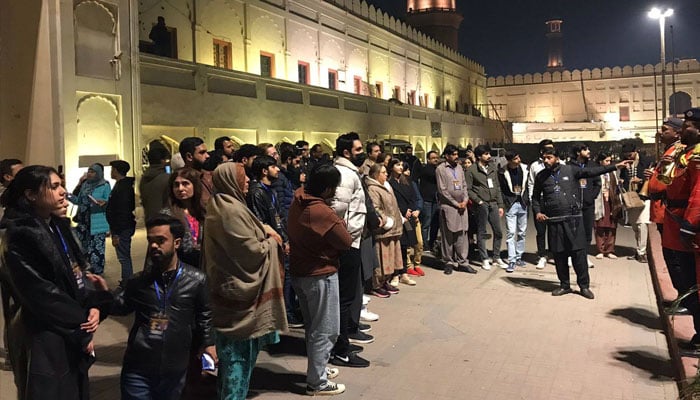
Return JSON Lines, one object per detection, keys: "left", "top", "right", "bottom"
{"left": 487, "top": 59, "right": 700, "bottom": 87}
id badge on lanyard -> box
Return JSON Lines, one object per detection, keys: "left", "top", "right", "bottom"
{"left": 149, "top": 266, "right": 182, "bottom": 340}
{"left": 55, "top": 225, "right": 85, "bottom": 290}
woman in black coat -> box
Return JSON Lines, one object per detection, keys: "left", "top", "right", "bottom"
{"left": 0, "top": 166, "right": 111, "bottom": 399}
{"left": 387, "top": 159, "right": 418, "bottom": 286}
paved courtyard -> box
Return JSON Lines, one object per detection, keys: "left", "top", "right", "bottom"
{"left": 0, "top": 222, "right": 679, "bottom": 399}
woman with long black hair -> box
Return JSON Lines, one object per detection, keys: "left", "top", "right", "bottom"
{"left": 0, "top": 165, "right": 111, "bottom": 399}
{"left": 387, "top": 159, "right": 418, "bottom": 287}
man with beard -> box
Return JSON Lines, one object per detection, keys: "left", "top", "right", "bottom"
{"left": 247, "top": 155, "right": 301, "bottom": 327}
{"left": 437, "top": 145, "right": 474, "bottom": 275}
{"left": 329, "top": 132, "right": 372, "bottom": 368}
{"left": 419, "top": 151, "right": 440, "bottom": 251}
{"left": 532, "top": 148, "right": 631, "bottom": 299}
{"left": 662, "top": 108, "right": 700, "bottom": 355}
{"left": 567, "top": 143, "right": 600, "bottom": 268}
{"left": 179, "top": 137, "right": 213, "bottom": 204}
{"left": 527, "top": 139, "right": 559, "bottom": 269}
{"left": 214, "top": 136, "right": 236, "bottom": 161}
{"left": 107, "top": 215, "right": 215, "bottom": 399}
{"left": 359, "top": 142, "right": 381, "bottom": 177}
{"left": 232, "top": 143, "right": 264, "bottom": 179}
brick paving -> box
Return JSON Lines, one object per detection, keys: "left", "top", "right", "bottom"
{"left": 0, "top": 223, "right": 679, "bottom": 399}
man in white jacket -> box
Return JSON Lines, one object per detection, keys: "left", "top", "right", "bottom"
{"left": 329, "top": 132, "right": 372, "bottom": 368}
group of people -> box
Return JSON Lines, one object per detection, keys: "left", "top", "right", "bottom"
{"left": 1, "top": 107, "right": 700, "bottom": 400}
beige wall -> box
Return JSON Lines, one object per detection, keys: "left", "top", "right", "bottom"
{"left": 140, "top": 56, "right": 506, "bottom": 157}
{"left": 487, "top": 59, "right": 700, "bottom": 144}
{"left": 139, "top": 0, "right": 486, "bottom": 113}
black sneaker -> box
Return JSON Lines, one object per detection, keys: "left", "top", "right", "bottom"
{"left": 330, "top": 353, "right": 370, "bottom": 368}
{"left": 358, "top": 323, "right": 372, "bottom": 333}
{"left": 384, "top": 283, "right": 399, "bottom": 294}
{"left": 306, "top": 381, "right": 346, "bottom": 395}
{"left": 370, "top": 287, "right": 390, "bottom": 298}
{"left": 348, "top": 331, "right": 374, "bottom": 344}
{"left": 349, "top": 344, "right": 364, "bottom": 354}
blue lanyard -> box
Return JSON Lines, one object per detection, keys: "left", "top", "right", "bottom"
{"left": 449, "top": 165, "right": 458, "bottom": 179}
{"left": 550, "top": 169, "right": 561, "bottom": 185}
{"left": 260, "top": 182, "right": 277, "bottom": 207}
{"left": 154, "top": 264, "right": 183, "bottom": 312}
{"left": 54, "top": 224, "right": 73, "bottom": 263}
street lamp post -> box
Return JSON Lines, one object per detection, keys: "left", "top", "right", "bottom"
{"left": 648, "top": 7, "right": 673, "bottom": 158}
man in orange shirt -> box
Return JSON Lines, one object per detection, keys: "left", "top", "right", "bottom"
{"left": 662, "top": 109, "right": 700, "bottom": 353}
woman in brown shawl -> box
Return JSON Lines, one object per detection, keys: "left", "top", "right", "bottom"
{"left": 365, "top": 163, "right": 403, "bottom": 297}
{"left": 203, "top": 162, "right": 288, "bottom": 400}
{"left": 593, "top": 152, "right": 622, "bottom": 259}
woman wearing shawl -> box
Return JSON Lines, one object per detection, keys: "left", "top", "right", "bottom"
{"left": 203, "top": 162, "right": 288, "bottom": 400}
{"left": 71, "top": 163, "right": 111, "bottom": 275}
{"left": 160, "top": 167, "right": 206, "bottom": 268}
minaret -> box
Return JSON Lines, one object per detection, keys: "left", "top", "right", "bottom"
{"left": 406, "top": 0, "right": 463, "bottom": 51}
{"left": 546, "top": 19, "right": 564, "bottom": 72}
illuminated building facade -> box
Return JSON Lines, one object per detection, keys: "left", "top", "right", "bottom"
{"left": 487, "top": 59, "right": 700, "bottom": 144}
{"left": 1, "top": 0, "right": 505, "bottom": 192}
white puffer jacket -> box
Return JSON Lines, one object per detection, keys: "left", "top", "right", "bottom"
{"left": 331, "top": 157, "right": 367, "bottom": 249}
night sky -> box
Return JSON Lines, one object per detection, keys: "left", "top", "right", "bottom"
{"left": 364, "top": 0, "right": 700, "bottom": 77}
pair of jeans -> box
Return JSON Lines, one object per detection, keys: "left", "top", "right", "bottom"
{"left": 115, "top": 227, "right": 135, "bottom": 283}
{"left": 121, "top": 369, "right": 187, "bottom": 400}
{"left": 292, "top": 273, "right": 340, "bottom": 390}
{"left": 505, "top": 202, "right": 527, "bottom": 263}
{"left": 420, "top": 201, "right": 438, "bottom": 249}
{"left": 476, "top": 201, "right": 503, "bottom": 261}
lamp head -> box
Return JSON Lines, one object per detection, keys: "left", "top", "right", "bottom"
{"left": 648, "top": 7, "right": 673, "bottom": 19}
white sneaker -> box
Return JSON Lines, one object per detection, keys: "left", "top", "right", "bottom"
{"left": 326, "top": 366, "right": 340, "bottom": 379}
{"left": 482, "top": 259, "right": 492, "bottom": 270}
{"left": 494, "top": 258, "right": 508, "bottom": 269}
{"left": 536, "top": 257, "right": 546, "bottom": 269}
{"left": 567, "top": 257, "right": 573, "bottom": 268}
{"left": 588, "top": 258, "right": 594, "bottom": 268}
{"left": 360, "top": 306, "right": 379, "bottom": 322}
{"left": 362, "top": 294, "right": 370, "bottom": 306}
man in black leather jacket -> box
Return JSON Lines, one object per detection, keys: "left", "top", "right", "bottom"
{"left": 532, "top": 148, "right": 631, "bottom": 300}
{"left": 109, "top": 215, "right": 215, "bottom": 400}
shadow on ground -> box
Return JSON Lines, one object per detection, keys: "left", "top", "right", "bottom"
{"left": 501, "top": 276, "right": 560, "bottom": 293}
{"left": 613, "top": 348, "right": 677, "bottom": 381}
{"left": 608, "top": 307, "right": 662, "bottom": 331}
{"left": 249, "top": 363, "right": 307, "bottom": 396}
{"left": 94, "top": 343, "right": 127, "bottom": 366}
{"left": 266, "top": 334, "right": 307, "bottom": 358}
{"left": 90, "top": 374, "right": 121, "bottom": 400}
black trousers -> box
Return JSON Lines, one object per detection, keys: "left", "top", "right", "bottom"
{"left": 581, "top": 205, "right": 595, "bottom": 247}
{"left": 334, "top": 248, "right": 362, "bottom": 356}
{"left": 663, "top": 247, "right": 700, "bottom": 334}
{"left": 553, "top": 248, "right": 590, "bottom": 289}
{"left": 533, "top": 208, "right": 547, "bottom": 257}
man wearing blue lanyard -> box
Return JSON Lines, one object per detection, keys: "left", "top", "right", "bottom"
{"left": 532, "top": 148, "right": 631, "bottom": 299}
{"left": 567, "top": 143, "right": 600, "bottom": 268}
{"left": 106, "top": 215, "right": 215, "bottom": 400}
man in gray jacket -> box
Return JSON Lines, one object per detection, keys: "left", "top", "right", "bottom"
{"left": 467, "top": 145, "right": 505, "bottom": 270}
{"left": 436, "top": 145, "right": 476, "bottom": 275}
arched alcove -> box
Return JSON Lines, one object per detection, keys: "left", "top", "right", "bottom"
{"left": 74, "top": 1, "right": 117, "bottom": 79}
{"left": 77, "top": 95, "right": 121, "bottom": 157}
{"left": 670, "top": 91, "right": 692, "bottom": 116}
